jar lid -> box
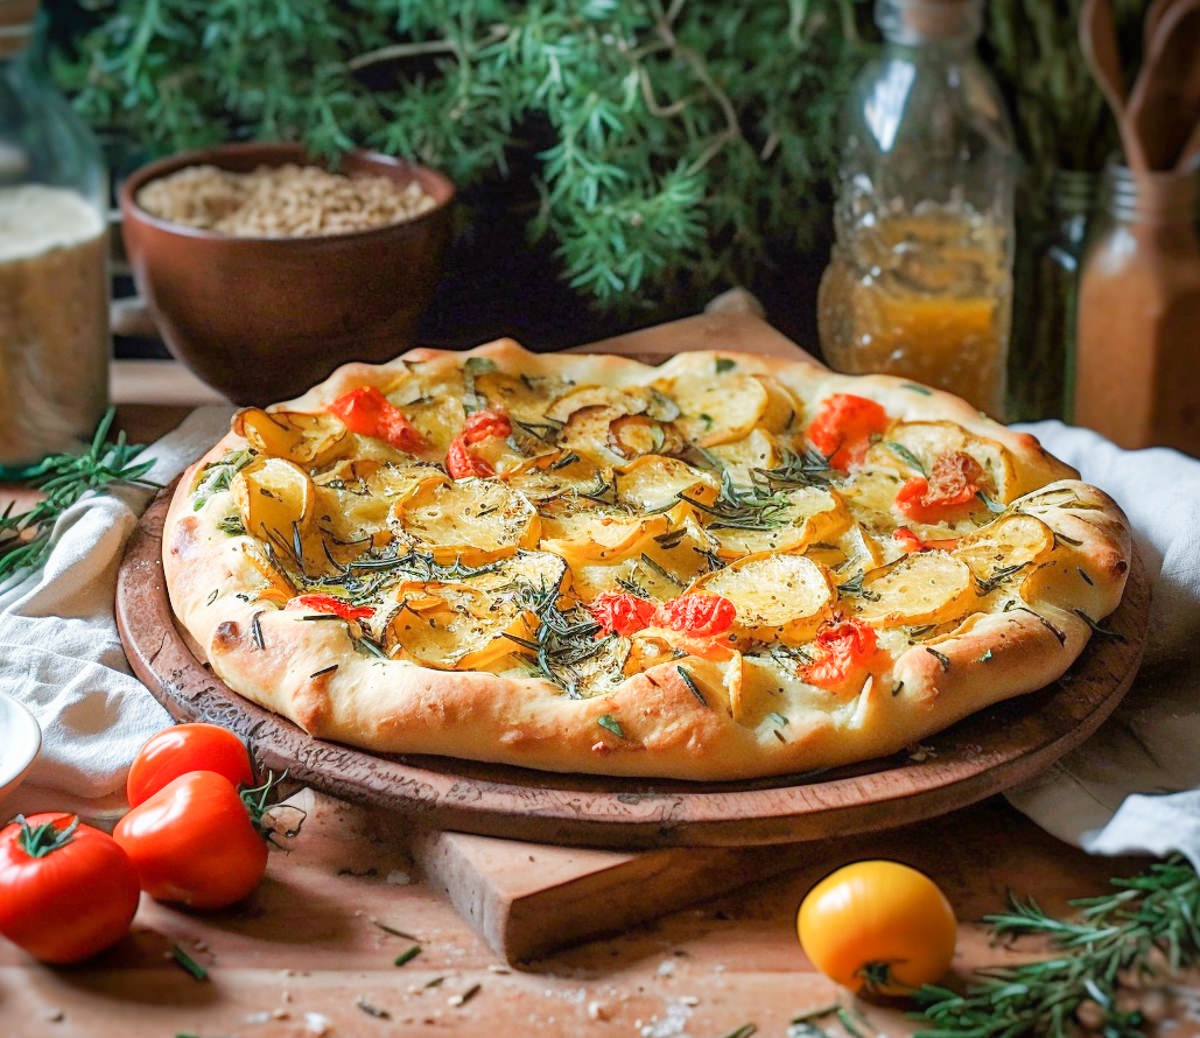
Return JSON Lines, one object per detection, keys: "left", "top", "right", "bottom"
{"left": 0, "top": 0, "right": 38, "bottom": 59}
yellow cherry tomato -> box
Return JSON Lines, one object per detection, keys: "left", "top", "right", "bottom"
{"left": 796, "top": 860, "right": 956, "bottom": 996}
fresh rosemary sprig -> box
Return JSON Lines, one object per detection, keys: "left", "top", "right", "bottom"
{"left": 913, "top": 855, "right": 1200, "bottom": 1038}
{"left": 751, "top": 446, "right": 838, "bottom": 492}
{"left": 0, "top": 409, "right": 159, "bottom": 582}
{"left": 974, "top": 563, "right": 1027, "bottom": 595}
{"left": 679, "top": 470, "right": 790, "bottom": 531}
{"left": 836, "top": 572, "right": 880, "bottom": 601}
{"left": 510, "top": 580, "right": 610, "bottom": 697}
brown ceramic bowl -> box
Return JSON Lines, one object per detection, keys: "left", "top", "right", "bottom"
{"left": 120, "top": 142, "right": 455, "bottom": 405}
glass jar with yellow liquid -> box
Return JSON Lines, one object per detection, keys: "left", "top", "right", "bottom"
{"left": 818, "top": 0, "right": 1017, "bottom": 419}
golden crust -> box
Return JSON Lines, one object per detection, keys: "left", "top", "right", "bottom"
{"left": 163, "top": 340, "right": 1130, "bottom": 781}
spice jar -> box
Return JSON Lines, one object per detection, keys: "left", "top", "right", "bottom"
{"left": 817, "top": 0, "right": 1017, "bottom": 419}
{"left": 1074, "top": 162, "right": 1200, "bottom": 454}
{"left": 0, "top": 0, "right": 109, "bottom": 468}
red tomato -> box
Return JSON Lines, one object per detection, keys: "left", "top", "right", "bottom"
{"left": 894, "top": 451, "right": 985, "bottom": 523}
{"left": 462, "top": 408, "right": 512, "bottom": 443}
{"left": 654, "top": 593, "right": 736, "bottom": 636}
{"left": 0, "top": 813, "right": 140, "bottom": 963}
{"left": 892, "top": 527, "right": 961, "bottom": 554}
{"left": 803, "top": 618, "right": 879, "bottom": 690}
{"left": 590, "top": 592, "right": 656, "bottom": 637}
{"left": 327, "top": 386, "right": 424, "bottom": 453}
{"left": 807, "top": 394, "right": 889, "bottom": 471}
{"left": 127, "top": 723, "right": 255, "bottom": 808}
{"left": 114, "top": 771, "right": 268, "bottom": 910}
{"left": 445, "top": 435, "right": 494, "bottom": 479}
{"left": 286, "top": 594, "right": 375, "bottom": 624}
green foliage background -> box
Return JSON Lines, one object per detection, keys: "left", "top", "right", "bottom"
{"left": 50, "top": 0, "right": 866, "bottom": 317}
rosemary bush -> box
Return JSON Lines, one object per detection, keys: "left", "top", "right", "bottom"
{"left": 52, "top": 0, "right": 865, "bottom": 315}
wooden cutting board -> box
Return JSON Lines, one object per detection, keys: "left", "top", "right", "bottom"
{"left": 114, "top": 306, "right": 1150, "bottom": 960}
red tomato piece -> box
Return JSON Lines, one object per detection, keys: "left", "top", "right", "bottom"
{"left": 462, "top": 408, "right": 512, "bottom": 444}
{"left": 892, "top": 527, "right": 960, "bottom": 554}
{"left": 590, "top": 592, "right": 656, "bottom": 638}
{"left": 114, "top": 771, "right": 268, "bottom": 910}
{"left": 894, "top": 451, "right": 986, "bottom": 523}
{"left": 803, "top": 618, "right": 879, "bottom": 690}
{"left": 807, "top": 394, "right": 889, "bottom": 471}
{"left": 653, "top": 592, "right": 737, "bottom": 637}
{"left": 0, "top": 813, "right": 140, "bottom": 963}
{"left": 127, "top": 723, "right": 255, "bottom": 808}
{"left": 327, "top": 386, "right": 424, "bottom": 453}
{"left": 286, "top": 594, "right": 375, "bottom": 623}
{"left": 446, "top": 435, "right": 494, "bottom": 479}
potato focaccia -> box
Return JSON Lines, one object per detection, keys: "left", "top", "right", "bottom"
{"left": 164, "top": 340, "right": 1131, "bottom": 781}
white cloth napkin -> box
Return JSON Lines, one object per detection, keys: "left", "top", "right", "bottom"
{"left": 1, "top": 407, "right": 1199, "bottom": 864}
{"left": 1006, "top": 421, "right": 1200, "bottom": 870}
{"left": 0, "top": 406, "right": 233, "bottom": 820}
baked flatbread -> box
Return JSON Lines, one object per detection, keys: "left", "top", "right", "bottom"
{"left": 163, "top": 340, "right": 1131, "bottom": 780}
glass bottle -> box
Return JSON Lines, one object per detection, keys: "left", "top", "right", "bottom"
{"left": 0, "top": 0, "right": 110, "bottom": 468}
{"left": 817, "top": 0, "right": 1017, "bottom": 419}
{"left": 1008, "top": 169, "right": 1097, "bottom": 422}
{"left": 1074, "top": 163, "right": 1200, "bottom": 454}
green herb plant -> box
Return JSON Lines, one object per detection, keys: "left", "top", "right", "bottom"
{"left": 54, "top": 0, "right": 864, "bottom": 313}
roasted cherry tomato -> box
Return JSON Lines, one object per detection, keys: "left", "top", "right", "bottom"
{"left": 0, "top": 813, "right": 140, "bottom": 963}
{"left": 446, "top": 408, "right": 511, "bottom": 478}
{"left": 127, "top": 723, "right": 255, "bottom": 808}
{"left": 653, "top": 592, "right": 736, "bottom": 637}
{"left": 797, "top": 860, "right": 957, "bottom": 996}
{"left": 286, "top": 594, "right": 375, "bottom": 624}
{"left": 894, "top": 451, "right": 986, "bottom": 524}
{"left": 590, "top": 592, "right": 656, "bottom": 638}
{"left": 114, "top": 771, "right": 268, "bottom": 910}
{"left": 802, "top": 618, "right": 878, "bottom": 690}
{"left": 462, "top": 408, "right": 512, "bottom": 444}
{"left": 446, "top": 436, "right": 494, "bottom": 479}
{"left": 892, "top": 527, "right": 960, "bottom": 554}
{"left": 327, "top": 386, "right": 424, "bottom": 453}
{"left": 807, "top": 394, "right": 889, "bottom": 471}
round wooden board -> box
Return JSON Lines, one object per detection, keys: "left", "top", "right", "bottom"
{"left": 117, "top": 486, "right": 1149, "bottom": 850}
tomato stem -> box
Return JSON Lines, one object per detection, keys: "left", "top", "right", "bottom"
{"left": 14, "top": 814, "right": 79, "bottom": 858}
{"left": 238, "top": 771, "right": 306, "bottom": 845}
{"left": 855, "top": 959, "right": 910, "bottom": 995}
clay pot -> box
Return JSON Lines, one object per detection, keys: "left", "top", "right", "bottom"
{"left": 119, "top": 142, "right": 455, "bottom": 405}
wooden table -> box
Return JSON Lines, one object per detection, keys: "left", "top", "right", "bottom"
{"left": 1, "top": 327, "right": 1196, "bottom": 1037}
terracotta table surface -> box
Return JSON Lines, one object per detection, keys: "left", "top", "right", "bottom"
{"left": 1, "top": 359, "right": 1197, "bottom": 1037}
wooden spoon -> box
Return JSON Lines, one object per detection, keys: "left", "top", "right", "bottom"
{"left": 1080, "top": 0, "right": 1146, "bottom": 170}
{"left": 1127, "top": 0, "right": 1200, "bottom": 169}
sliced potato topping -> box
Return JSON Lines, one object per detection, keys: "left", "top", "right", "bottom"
{"left": 544, "top": 384, "right": 652, "bottom": 424}
{"left": 655, "top": 371, "right": 768, "bottom": 446}
{"left": 852, "top": 551, "right": 975, "bottom": 628}
{"left": 387, "top": 589, "right": 537, "bottom": 670}
{"left": 542, "top": 511, "right": 671, "bottom": 563}
{"left": 708, "top": 486, "right": 850, "bottom": 558}
{"left": 706, "top": 427, "right": 780, "bottom": 485}
{"left": 500, "top": 450, "right": 602, "bottom": 502}
{"left": 474, "top": 371, "right": 570, "bottom": 421}
{"left": 697, "top": 552, "right": 835, "bottom": 641}
{"left": 954, "top": 513, "right": 1055, "bottom": 591}
{"left": 314, "top": 462, "right": 442, "bottom": 548}
{"left": 231, "top": 457, "right": 315, "bottom": 552}
{"left": 559, "top": 405, "right": 627, "bottom": 464}
{"left": 616, "top": 455, "right": 718, "bottom": 513}
{"left": 392, "top": 478, "right": 540, "bottom": 564}
{"left": 752, "top": 374, "right": 803, "bottom": 435}
{"left": 607, "top": 414, "right": 684, "bottom": 460}
{"left": 402, "top": 395, "right": 468, "bottom": 458}
{"left": 235, "top": 408, "right": 348, "bottom": 467}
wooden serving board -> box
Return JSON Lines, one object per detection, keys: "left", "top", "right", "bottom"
{"left": 115, "top": 308, "right": 1150, "bottom": 853}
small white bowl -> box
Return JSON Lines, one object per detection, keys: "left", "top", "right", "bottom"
{"left": 0, "top": 693, "right": 40, "bottom": 799}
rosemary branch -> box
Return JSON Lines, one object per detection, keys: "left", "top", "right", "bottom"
{"left": 0, "top": 410, "right": 158, "bottom": 582}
